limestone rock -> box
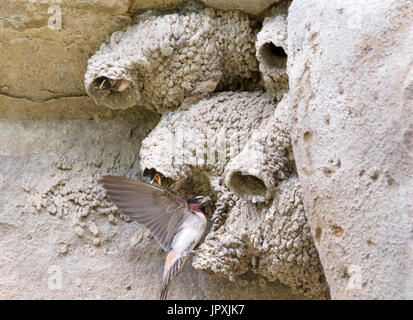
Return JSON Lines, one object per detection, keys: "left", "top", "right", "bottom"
{"left": 0, "top": 0, "right": 132, "bottom": 102}
{"left": 201, "top": 0, "right": 283, "bottom": 15}
{"left": 287, "top": 0, "right": 413, "bottom": 299}
{"left": 131, "top": 0, "right": 283, "bottom": 15}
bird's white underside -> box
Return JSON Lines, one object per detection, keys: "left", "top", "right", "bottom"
{"left": 171, "top": 226, "right": 206, "bottom": 255}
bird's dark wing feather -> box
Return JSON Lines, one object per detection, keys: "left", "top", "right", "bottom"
{"left": 99, "top": 175, "right": 190, "bottom": 251}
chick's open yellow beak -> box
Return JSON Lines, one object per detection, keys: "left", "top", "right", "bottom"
{"left": 99, "top": 78, "right": 107, "bottom": 89}
{"left": 151, "top": 173, "right": 162, "bottom": 185}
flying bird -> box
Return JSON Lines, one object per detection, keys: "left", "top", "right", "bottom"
{"left": 98, "top": 175, "right": 211, "bottom": 300}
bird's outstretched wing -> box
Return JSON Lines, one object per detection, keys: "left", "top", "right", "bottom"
{"left": 99, "top": 175, "right": 190, "bottom": 251}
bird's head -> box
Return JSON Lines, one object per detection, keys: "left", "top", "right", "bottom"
{"left": 187, "top": 196, "right": 212, "bottom": 213}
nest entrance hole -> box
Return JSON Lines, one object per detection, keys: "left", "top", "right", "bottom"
{"left": 229, "top": 171, "right": 267, "bottom": 203}
{"left": 259, "top": 42, "right": 287, "bottom": 69}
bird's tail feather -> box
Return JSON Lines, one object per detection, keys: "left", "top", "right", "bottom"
{"left": 160, "top": 250, "right": 184, "bottom": 300}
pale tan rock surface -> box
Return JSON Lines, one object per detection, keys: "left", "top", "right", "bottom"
{"left": 287, "top": 0, "right": 413, "bottom": 299}
{"left": 0, "top": 0, "right": 132, "bottom": 102}
{"left": 6, "top": 0, "right": 412, "bottom": 301}
{"left": 130, "top": 0, "right": 283, "bottom": 15}
{"left": 201, "top": 0, "right": 283, "bottom": 16}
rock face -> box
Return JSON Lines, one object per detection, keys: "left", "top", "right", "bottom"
{"left": 0, "top": 0, "right": 132, "bottom": 102}
{"left": 287, "top": 0, "right": 413, "bottom": 299}
{"left": 139, "top": 93, "right": 329, "bottom": 298}
{"left": 130, "top": 0, "right": 283, "bottom": 15}
{"left": 1, "top": 0, "right": 411, "bottom": 300}
{"left": 201, "top": 0, "right": 283, "bottom": 16}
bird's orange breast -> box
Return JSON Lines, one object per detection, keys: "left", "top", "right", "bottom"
{"left": 165, "top": 250, "right": 177, "bottom": 267}
{"left": 187, "top": 203, "right": 203, "bottom": 213}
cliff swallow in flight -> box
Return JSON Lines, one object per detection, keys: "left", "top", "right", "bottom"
{"left": 98, "top": 175, "right": 211, "bottom": 300}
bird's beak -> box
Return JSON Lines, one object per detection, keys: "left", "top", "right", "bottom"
{"left": 113, "top": 79, "right": 130, "bottom": 92}
{"left": 200, "top": 196, "right": 212, "bottom": 207}
{"left": 99, "top": 78, "right": 107, "bottom": 89}
{"left": 151, "top": 173, "right": 162, "bottom": 185}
